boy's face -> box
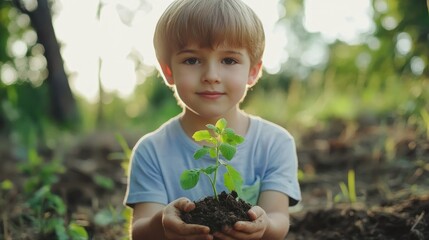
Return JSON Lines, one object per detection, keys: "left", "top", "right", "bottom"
{"left": 162, "top": 44, "right": 261, "bottom": 119}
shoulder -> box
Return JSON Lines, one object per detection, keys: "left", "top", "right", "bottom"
{"left": 249, "top": 115, "right": 294, "bottom": 142}
{"left": 134, "top": 116, "right": 181, "bottom": 151}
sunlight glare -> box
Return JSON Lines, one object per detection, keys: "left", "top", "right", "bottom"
{"left": 10, "top": 40, "right": 27, "bottom": 58}
{"left": 1, "top": 63, "right": 18, "bottom": 85}
{"left": 54, "top": 0, "right": 102, "bottom": 102}
{"left": 246, "top": 0, "right": 288, "bottom": 74}
{"left": 304, "top": 0, "right": 373, "bottom": 44}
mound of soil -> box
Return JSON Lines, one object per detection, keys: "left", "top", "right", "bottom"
{"left": 289, "top": 195, "right": 429, "bottom": 240}
{"left": 180, "top": 191, "right": 252, "bottom": 233}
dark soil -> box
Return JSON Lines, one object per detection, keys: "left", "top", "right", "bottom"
{"left": 289, "top": 195, "right": 429, "bottom": 240}
{"left": 181, "top": 191, "right": 252, "bottom": 233}
{"left": 286, "top": 117, "right": 429, "bottom": 240}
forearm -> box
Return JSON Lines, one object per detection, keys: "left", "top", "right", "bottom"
{"left": 132, "top": 210, "right": 166, "bottom": 240}
{"left": 262, "top": 213, "right": 290, "bottom": 240}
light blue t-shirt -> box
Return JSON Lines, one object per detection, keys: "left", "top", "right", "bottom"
{"left": 124, "top": 115, "right": 301, "bottom": 207}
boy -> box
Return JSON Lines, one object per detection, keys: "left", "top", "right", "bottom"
{"left": 124, "top": 0, "right": 301, "bottom": 239}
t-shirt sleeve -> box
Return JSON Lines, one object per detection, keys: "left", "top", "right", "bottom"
{"left": 124, "top": 139, "right": 168, "bottom": 207}
{"left": 260, "top": 132, "right": 301, "bottom": 206}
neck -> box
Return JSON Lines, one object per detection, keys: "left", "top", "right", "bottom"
{"left": 179, "top": 109, "right": 250, "bottom": 139}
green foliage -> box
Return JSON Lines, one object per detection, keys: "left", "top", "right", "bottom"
{"left": 68, "top": 223, "right": 89, "bottom": 240}
{"left": 19, "top": 148, "right": 64, "bottom": 193}
{"left": 245, "top": 0, "right": 429, "bottom": 136}
{"left": 113, "top": 133, "right": 133, "bottom": 175}
{"left": 180, "top": 118, "right": 244, "bottom": 200}
{"left": 0, "top": 179, "right": 15, "bottom": 222}
{"left": 94, "top": 206, "right": 125, "bottom": 227}
{"left": 1, "top": 82, "right": 52, "bottom": 145}
{"left": 0, "top": 1, "right": 63, "bottom": 138}
{"left": 421, "top": 108, "right": 429, "bottom": 138}
{"left": 1, "top": 179, "right": 14, "bottom": 190}
{"left": 93, "top": 174, "right": 115, "bottom": 190}
{"left": 18, "top": 147, "right": 89, "bottom": 239}
{"left": 128, "top": 73, "right": 181, "bottom": 131}
{"left": 0, "top": 1, "right": 11, "bottom": 62}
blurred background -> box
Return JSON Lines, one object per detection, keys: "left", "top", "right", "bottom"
{"left": 0, "top": 0, "right": 428, "bottom": 239}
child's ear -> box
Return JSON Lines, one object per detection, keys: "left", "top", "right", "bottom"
{"left": 247, "top": 61, "right": 263, "bottom": 86}
{"left": 160, "top": 63, "right": 174, "bottom": 85}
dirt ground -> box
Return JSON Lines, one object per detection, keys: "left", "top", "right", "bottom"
{"left": 1, "top": 117, "right": 429, "bottom": 239}
{"left": 288, "top": 118, "right": 429, "bottom": 239}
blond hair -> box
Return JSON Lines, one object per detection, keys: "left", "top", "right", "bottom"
{"left": 153, "top": 0, "right": 265, "bottom": 67}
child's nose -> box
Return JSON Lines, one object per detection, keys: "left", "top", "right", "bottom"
{"left": 202, "top": 63, "right": 220, "bottom": 84}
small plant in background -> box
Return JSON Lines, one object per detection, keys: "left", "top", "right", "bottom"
{"left": 18, "top": 147, "right": 88, "bottom": 240}
{"left": 420, "top": 108, "right": 429, "bottom": 138}
{"left": 115, "top": 133, "right": 133, "bottom": 174}
{"left": 114, "top": 133, "right": 134, "bottom": 240}
{"left": 0, "top": 179, "right": 15, "bottom": 239}
{"left": 180, "top": 118, "right": 244, "bottom": 199}
{"left": 334, "top": 169, "right": 357, "bottom": 204}
{"left": 94, "top": 205, "right": 126, "bottom": 227}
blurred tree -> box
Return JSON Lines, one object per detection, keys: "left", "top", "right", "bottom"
{"left": 12, "top": 0, "right": 78, "bottom": 124}
{"left": 0, "top": 1, "right": 9, "bottom": 131}
{"left": 0, "top": 1, "right": 60, "bottom": 144}
{"left": 365, "top": 0, "right": 429, "bottom": 76}
{"left": 275, "top": 0, "right": 428, "bottom": 80}
{"left": 277, "top": 0, "right": 428, "bottom": 105}
{"left": 96, "top": 1, "right": 105, "bottom": 127}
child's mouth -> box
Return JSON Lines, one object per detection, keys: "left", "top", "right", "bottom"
{"left": 197, "top": 91, "right": 225, "bottom": 99}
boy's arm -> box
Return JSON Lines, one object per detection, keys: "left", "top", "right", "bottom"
{"left": 131, "top": 203, "right": 166, "bottom": 239}
{"left": 131, "top": 200, "right": 213, "bottom": 240}
{"left": 257, "top": 191, "right": 290, "bottom": 240}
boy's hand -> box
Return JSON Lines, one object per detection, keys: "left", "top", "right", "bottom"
{"left": 212, "top": 206, "right": 268, "bottom": 240}
{"left": 162, "top": 197, "right": 213, "bottom": 240}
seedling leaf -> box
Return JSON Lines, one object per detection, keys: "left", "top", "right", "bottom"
{"left": 68, "top": 222, "right": 89, "bottom": 239}
{"left": 193, "top": 130, "right": 212, "bottom": 142}
{"left": 180, "top": 170, "right": 200, "bottom": 190}
{"left": 224, "top": 165, "right": 243, "bottom": 193}
{"left": 232, "top": 134, "right": 244, "bottom": 145}
{"left": 194, "top": 146, "right": 210, "bottom": 159}
{"left": 203, "top": 165, "right": 218, "bottom": 175}
{"left": 216, "top": 118, "right": 227, "bottom": 130}
{"left": 209, "top": 148, "right": 217, "bottom": 158}
{"left": 219, "top": 143, "right": 236, "bottom": 160}
{"left": 347, "top": 169, "right": 357, "bottom": 203}
{"left": 206, "top": 124, "right": 217, "bottom": 131}
{"left": 222, "top": 128, "right": 244, "bottom": 145}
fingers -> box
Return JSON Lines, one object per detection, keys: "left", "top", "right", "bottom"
{"left": 213, "top": 226, "right": 262, "bottom": 240}
{"left": 165, "top": 226, "right": 213, "bottom": 240}
{"left": 212, "top": 221, "right": 264, "bottom": 239}
{"left": 212, "top": 206, "right": 267, "bottom": 240}
{"left": 163, "top": 198, "right": 212, "bottom": 240}
{"left": 164, "top": 220, "right": 212, "bottom": 239}
{"left": 247, "top": 206, "right": 264, "bottom": 221}
{"left": 174, "top": 197, "right": 197, "bottom": 212}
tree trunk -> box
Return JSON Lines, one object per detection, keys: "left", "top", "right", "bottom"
{"left": 13, "top": 0, "right": 79, "bottom": 124}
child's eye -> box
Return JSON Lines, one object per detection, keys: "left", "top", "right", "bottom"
{"left": 222, "top": 58, "right": 238, "bottom": 65}
{"left": 183, "top": 58, "right": 200, "bottom": 65}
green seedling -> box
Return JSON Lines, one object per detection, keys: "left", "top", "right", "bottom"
{"left": 335, "top": 169, "right": 357, "bottom": 204}
{"left": 180, "top": 118, "right": 244, "bottom": 200}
